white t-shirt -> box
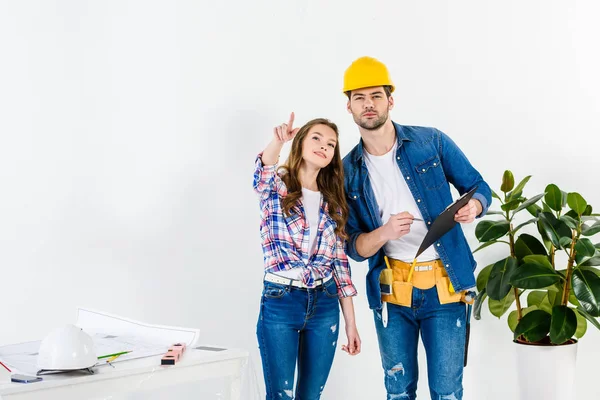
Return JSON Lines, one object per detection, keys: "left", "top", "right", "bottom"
{"left": 363, "top": 140, "right": 439, "bottom": 262}
{"left": 274, "top": 188, "right": 322, "bottom": 280}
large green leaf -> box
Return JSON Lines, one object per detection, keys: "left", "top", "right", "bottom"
{"left": 514, "top": 193, "right": 545, "bottom": 214}
{"left": 565, "top": 209, "right": 579, "bottom": 221}
{"left": 570, "top": 291, "right": 581, "bottom": 307}
{"left": 510, "top": 263, "right": 562, "bottom": 289}
{"left": 477, "top": 264, "right": 494, "bottom": 292}
{"left": 560, "top": 237, "right": 573, "bottom": 248}
{"left": 491, "top": 190, "right": 502, "bottom": 201}
{"left": 473, "top": 289, "right": 487, "bottom": 320}
{"left": 501, "top": 170, "right": 515, "bottom": 193}
{"left": 523, "top": 255, "right": 553, "bottom": 270}
{"left": 543, "top": 239, "right": 554, "bottom": 253}
{"left": 514, "top": 310, "right": 552, "bottom": 342}
{"left": 508, "top": 306, "right": 538, "bottom": 332}
{"left": 540, "top": 294, "right": 554, "bottom": 314}
{"left": 567, "top": 192, "right": 588, "bottom": 216}
{"left": 487, "top": 257, "right": 518, "bottom": 300}
{"left": 475, "top": 220, "right": 510, "bottom": 242}
{"left": 507, "top": 309, "right": 518, "bottom": 332}
{"left": 508, "top": 190, "right": 527, "bottom": 203}
{"left": 546, "top": 282, "right": 562, "bottom": 292}
{"left": 473, "top": 240, "right": 506, "bottom": 254}
{"left": 527, "top": 291, "right": 546, "bottom": 308}
{"left": 513, "top": 218, "right": 538, "bottom": 234}
{"left": 580, "top": 266, "right": 600, "bottom": 277}
{"left": 510, "top": 175, "right": 532, "bottom": 199}
{"left": 550, "top": 281, "right": 580, "bottom": 307}
{"left": 572, "top": 269, "right": 600, "bottom": 317}
{"left": 575, "top": 238, "right": 596, "bottom": 258}
{"left": 527, "top": 203, "right": 542, "bottom": 217}
{"left": 547, "top": 288, "right": 562, "bottom": 308}
{"left": 582, "top": 221, "right": 600, "bottom": 237}
{"left": 537, "top": 219, "right": 550, "bottom": 244}
{"left": 489, "top": 289, "right": 516, "bottom": 318}
{"left": 514, "top": 234, "right": 547, "bottom": 262}
{"left": 501, "top": 199, "right": 522, "bottom": 212}
{"left": 576, "top": 307, "right": 600, "bottom": 331}
{"left": 538, "top": 212, "right": 573, "bottom": 250}
{"left": 542, "top": 201, "right": 553, "bottom": 213}
{"left": 574, "top": 307, "right": 588, "bottom": 338}
{"left": 560, "top": 215, "right": 579, "bottom": 230}
{"left": 526, "top": 289, "right": 560, "bottom": 313}
{"left": 579, "top": 256, "right": 600, "bottom": 267}
{"left": 545, "top": 184, "right": 563, "bottom": 212}
{"left": 550, "top": 306, "right": 577, "bottom": 344}
{"left": 582, "top": 216, "right": 600, "bottom": 223}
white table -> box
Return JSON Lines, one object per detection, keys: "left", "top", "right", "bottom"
{"left": 0, "top": 348, "right": 249, "bottom": 400}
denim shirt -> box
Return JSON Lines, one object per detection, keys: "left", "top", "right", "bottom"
{"left": 343, "top": 122, "right": 492, "bottom": 310}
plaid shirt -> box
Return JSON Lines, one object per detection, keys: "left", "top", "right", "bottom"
{"left": 253, "top": 154, "right": 357, "bottom": 297}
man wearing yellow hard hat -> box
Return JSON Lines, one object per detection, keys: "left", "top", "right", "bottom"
{"left": 341, "top": 56, "right": 491, "bottom": 399}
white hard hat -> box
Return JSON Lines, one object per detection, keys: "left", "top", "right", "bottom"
{"left": 37, "top": 324, "right": 97, "bottom": 372}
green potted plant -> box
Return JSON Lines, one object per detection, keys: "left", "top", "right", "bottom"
{"left": 473, "top": 170, "right": 600, "bottom": 400}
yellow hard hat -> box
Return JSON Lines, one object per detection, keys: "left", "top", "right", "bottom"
{"left": 343, "top": 56, "right": 395, "bottom": 94}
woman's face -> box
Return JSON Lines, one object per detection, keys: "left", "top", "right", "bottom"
{"left": 301, "top": 124, "right": 338, "bottom": 169}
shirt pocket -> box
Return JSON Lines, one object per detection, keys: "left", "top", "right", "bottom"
{"left": 415, "top": 156, "right": 445, "bottom": 190}
{"left": 284, "top": 210, "right": 305, "bottom": 238}
{"left": 347, "top": 191, "right": 361, "bottom": 204}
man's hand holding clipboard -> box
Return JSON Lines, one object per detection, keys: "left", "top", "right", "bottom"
{"left": 454, "top": 190, "right": 483, "bottom": 224}
{"left": 415, "top": 186, "right": 479, "bottom": 258}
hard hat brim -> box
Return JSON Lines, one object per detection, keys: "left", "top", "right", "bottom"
{"left": 343, "top": 83, "right": 395, "bottom": 94}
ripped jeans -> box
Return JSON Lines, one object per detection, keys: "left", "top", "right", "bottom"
{"left": 257, "top": 279, "right": 340, "bottom": 400}
{"left": 374, "top": 286, "right": 466, "bottom": 400}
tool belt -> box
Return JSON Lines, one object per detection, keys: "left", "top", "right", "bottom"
{"left": 380, "top": 257, "right": 474, "bottom": 307}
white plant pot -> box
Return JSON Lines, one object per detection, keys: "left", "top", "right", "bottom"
{"left": 514, "top": 340, "right": 578, "bottom": 400}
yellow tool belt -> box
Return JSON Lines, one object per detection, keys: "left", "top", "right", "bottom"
{"left": 380, "top": 256, "right": 473, "bottom": 307}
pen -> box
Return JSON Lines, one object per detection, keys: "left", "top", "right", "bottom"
{"left": 98, "top": 351, "right": 131, "bottom": 360}
{"left": 389, "top": 213, "right": 423, "bottom": 222}
{"left": 0, "top": 361, "right": 11, "bottom": 372}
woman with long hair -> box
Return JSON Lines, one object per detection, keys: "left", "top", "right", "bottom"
{"left": 253, "top": 113, "right": 361, "bottom": 399}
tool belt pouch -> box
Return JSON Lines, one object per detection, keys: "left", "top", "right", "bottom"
{"left": 436, "top": 276, "right": 463, "bottom": 304}
{"left": 380, "top": 269, "right": 412, "bottom": 307}
{"left": 379, "top": 268, "right": 394, "bottom": 296}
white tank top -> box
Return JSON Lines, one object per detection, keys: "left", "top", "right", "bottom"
{"left": 274, "top": 188, "right": 322, "bottom": 280}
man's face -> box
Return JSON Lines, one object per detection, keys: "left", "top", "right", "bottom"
{"left": 347, "top": 86, "right": 394, "bottom": 130}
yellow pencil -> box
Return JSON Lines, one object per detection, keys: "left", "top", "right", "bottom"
{"left": 106, "top": 354, "right": 122, "bottom": 363}
{"left": 407, "top": 258, "right": 417, "bottom": 282}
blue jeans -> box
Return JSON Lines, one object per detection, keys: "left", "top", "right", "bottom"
{"left": 256, "top": 279, "right": 340, "bottom": 400}
{"left": 374, "top": 286, "right": 467, "bottom": 400}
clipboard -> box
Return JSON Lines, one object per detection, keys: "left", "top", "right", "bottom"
{"left": 414, "top": 186, "right": 478, "bottom": 258}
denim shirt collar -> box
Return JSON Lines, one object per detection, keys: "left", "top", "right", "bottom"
{"left": 352, "top": 121, "right": 412, "bottom": 163}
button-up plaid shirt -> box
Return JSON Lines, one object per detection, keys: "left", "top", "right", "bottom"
{"left": 253, "top": 154, "right": 357, "bottom": 297}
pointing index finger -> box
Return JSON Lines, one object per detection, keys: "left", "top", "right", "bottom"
{"left": 288, "top": 112, "right": 295, "bottom": 131}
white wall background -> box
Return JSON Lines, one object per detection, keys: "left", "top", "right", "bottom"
{"left": 1, "top": 1, "right": 599, "bottom": 399}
